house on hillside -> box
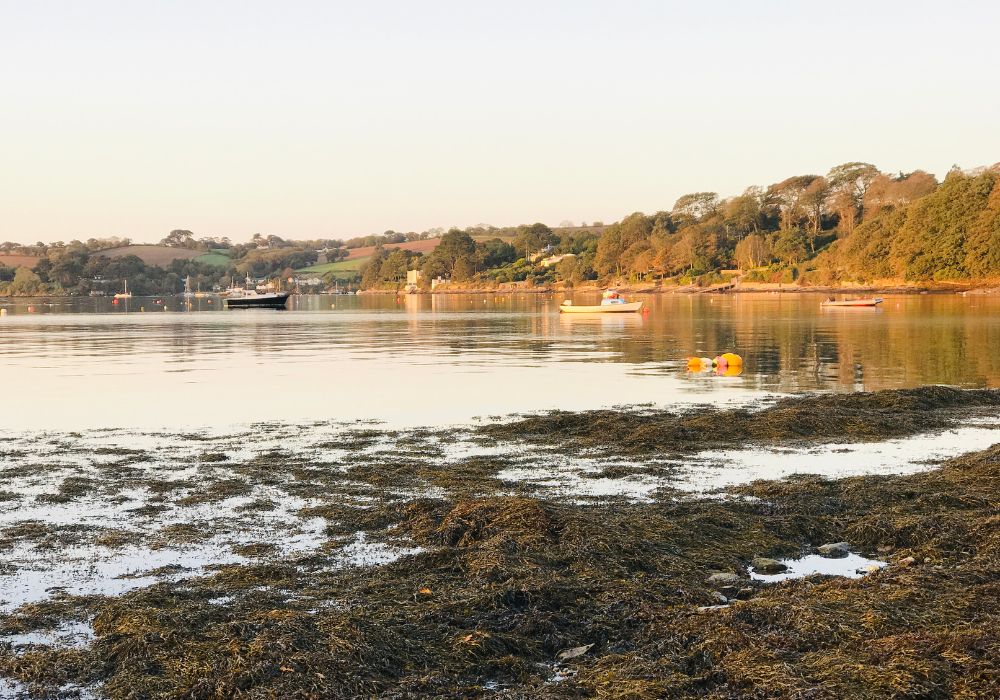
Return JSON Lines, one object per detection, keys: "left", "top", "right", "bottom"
{"left": 530, "top": 245, "right": 556, "bottom": 262}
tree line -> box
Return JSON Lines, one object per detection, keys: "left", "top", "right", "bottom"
{"left": 4, "top": 160, "right": 999, "bottom": 295}
{"left": 358, "top": 161, "right": 1000, "bottom": 289}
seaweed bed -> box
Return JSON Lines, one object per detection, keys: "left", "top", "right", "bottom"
{"left": 1, "top": 386, "right": 999, "bottom": 698}
{"left": 484, "top": 385, "right": 1000, "bottom": 456}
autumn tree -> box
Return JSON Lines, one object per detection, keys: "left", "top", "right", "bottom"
{"left": 864, "top": 170, "right": 939, "bottom": 215}
{"left": 723, "top": 187, "right": 765, "bottom": 238}
{"left": 801, "top": 177, "right": 830, "bottom": 238}
{"left": 768, "top": 175, "right": 820, "bottom": 231}
{"left": 672, "top": 192, "right": 719, "bottom": 223}
{"left": 594, "top": 213, "right": 652, "bottom": 276}
{"left": 734, "top": 234, "right": 772, "bottom": 270}
{"left": 826, "top": 162, "right": 879, "bottom": 232}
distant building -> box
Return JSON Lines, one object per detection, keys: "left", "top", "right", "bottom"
{"left": 431, "top": 276, "right": 450, "bottom": 290}
{"left": 530, "top": 245, "right": 556, "bottom": 262}
{"left": 404, "top": 269, "right": 423, "bottom": 293}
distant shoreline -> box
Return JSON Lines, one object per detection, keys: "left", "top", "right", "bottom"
{"left": 359, "top": 282, "right": 1000, "bottom": 296}
{"left": 3, "top": 283, "right": 999, "bottom": 300}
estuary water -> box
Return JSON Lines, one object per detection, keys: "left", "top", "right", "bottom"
{"left": 1, "top": 292, "right": 998, "bottom": 431}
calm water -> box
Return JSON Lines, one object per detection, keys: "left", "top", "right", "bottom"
{"left": 1, "top": 292, "right": 998, "bottom": 430}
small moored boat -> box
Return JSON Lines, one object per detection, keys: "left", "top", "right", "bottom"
{"left": 560, "top": 290, "right": 644, "bottom": 314}
{"left": 223, "top": 275, "right": 291, "bottom": 309}
{"left": 113, "top": 280, "right": 132, "bottom": 299}
{"left": 224, "top": 290, "right": 291, "bottom": 309}
{"left": 821, "top": 297, "right": 883, "bottom": 307}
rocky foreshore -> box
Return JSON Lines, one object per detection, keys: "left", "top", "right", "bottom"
{"left": 1, "top": 387, "right": 999, "bottom": 698}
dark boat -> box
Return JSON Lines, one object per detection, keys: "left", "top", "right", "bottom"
{"left": 224, "top": 290, "right": 291, "bottom": 309}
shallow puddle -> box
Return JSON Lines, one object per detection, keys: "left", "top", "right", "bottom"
{"left": 1, "top": 620, "right": 95, "bottom": 650}
{"left": 750, "top": 552, "right": 887, "bottom": 582}
{"left": 679, "top": 426, "right": 1000, "bottom": 492}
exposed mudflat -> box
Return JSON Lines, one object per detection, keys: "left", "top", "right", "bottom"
{"left": 1, "top": 386, "right": 999, "bottom": 698}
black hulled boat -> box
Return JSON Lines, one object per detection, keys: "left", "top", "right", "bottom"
{"left": 224, "top": 290, "right": 291, "bottom": 309}
{"left": 223, "top": 276, "right": 292, "bottom": 309}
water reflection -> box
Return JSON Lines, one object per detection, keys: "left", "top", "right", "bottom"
{"left": 1, "top": 293, "right": 997, "bottom": 430}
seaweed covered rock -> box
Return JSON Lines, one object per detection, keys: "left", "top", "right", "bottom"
{"left": 401, "top": 497, "right": 556, "bottom": 549}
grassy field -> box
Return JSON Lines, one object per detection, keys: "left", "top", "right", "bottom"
{"left": 297, "top": 257, "right": 366, "bottom": 280}
{"left": 193, "top": 252, "right": 233, "bottom": 267}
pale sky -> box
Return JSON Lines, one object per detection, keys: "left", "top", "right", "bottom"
{"left": 1, "top": 0, "right": 998, "bottom": 244}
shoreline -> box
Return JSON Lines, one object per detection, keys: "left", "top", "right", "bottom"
{"left": 360, "top": 281, "right": 1000, "bottom": 295}
{"left": 1, "top": 387, "right": 999, "bottom": 697}
{"left": 4, "top": 282, "right": 999, "bottom": 300}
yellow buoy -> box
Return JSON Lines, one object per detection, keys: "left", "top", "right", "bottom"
{"left": 721, "top": 352, "right": 743, "bottom": 366}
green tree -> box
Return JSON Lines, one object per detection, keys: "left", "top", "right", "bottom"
{"left": 360, "top": 247, "right": 388, "bottom": 288}
{"left": 512, "top": 223, "right": 556, "bottom": 259}
{"left": 772, "top": 228, "right": 809, "bottom": 266}
{"left": 161, "top": 230, "right": 196, "bottom": 248}
{"left": 379, "top": 250, "right": 411, "bottom": 283}
{"left": 8, "top": 266, "right": 44, "bottom": 295}
{"left": 452, "top": 254, "right": 477, "bottom": 281}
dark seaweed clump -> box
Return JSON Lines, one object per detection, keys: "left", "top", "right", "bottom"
{"left": 484, "top": 385, "right": 1000, "bottom": 455}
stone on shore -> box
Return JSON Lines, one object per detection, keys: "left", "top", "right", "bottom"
{"left": 817, "top": 541, "right": 850, "bottom": 558}
{"left": 751, "top": 557, "right": 788, "bottom": 573}
{"left": 706, "top": 572, "right": 741, "bottom": 587}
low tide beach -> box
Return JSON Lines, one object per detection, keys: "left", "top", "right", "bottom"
{"left": 2, "top": 387, "right": 999, "bottom": 697}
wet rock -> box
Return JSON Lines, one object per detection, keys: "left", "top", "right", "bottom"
{"left": 719, "top": 586, "right": 740, "bottom": 599}
{"left": 556, "top": 643, "right": 593, "bottom": 661}
{"left": 711, "top": 591, "right": 728, "bottom": 604}
{"left": 751, "top": 557, "right": 787, "bottom": 573}
{"left": 736, "top": 587, "right": 754, "bottom": 600}
{"left": 706, "top": 572, "right": 741, "bottom": 587}
{"left": 817, "top": 542, "right": 850, "bottom": 558}
{"left": 897, "top": 556, "right": 916, "bottom": 567}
